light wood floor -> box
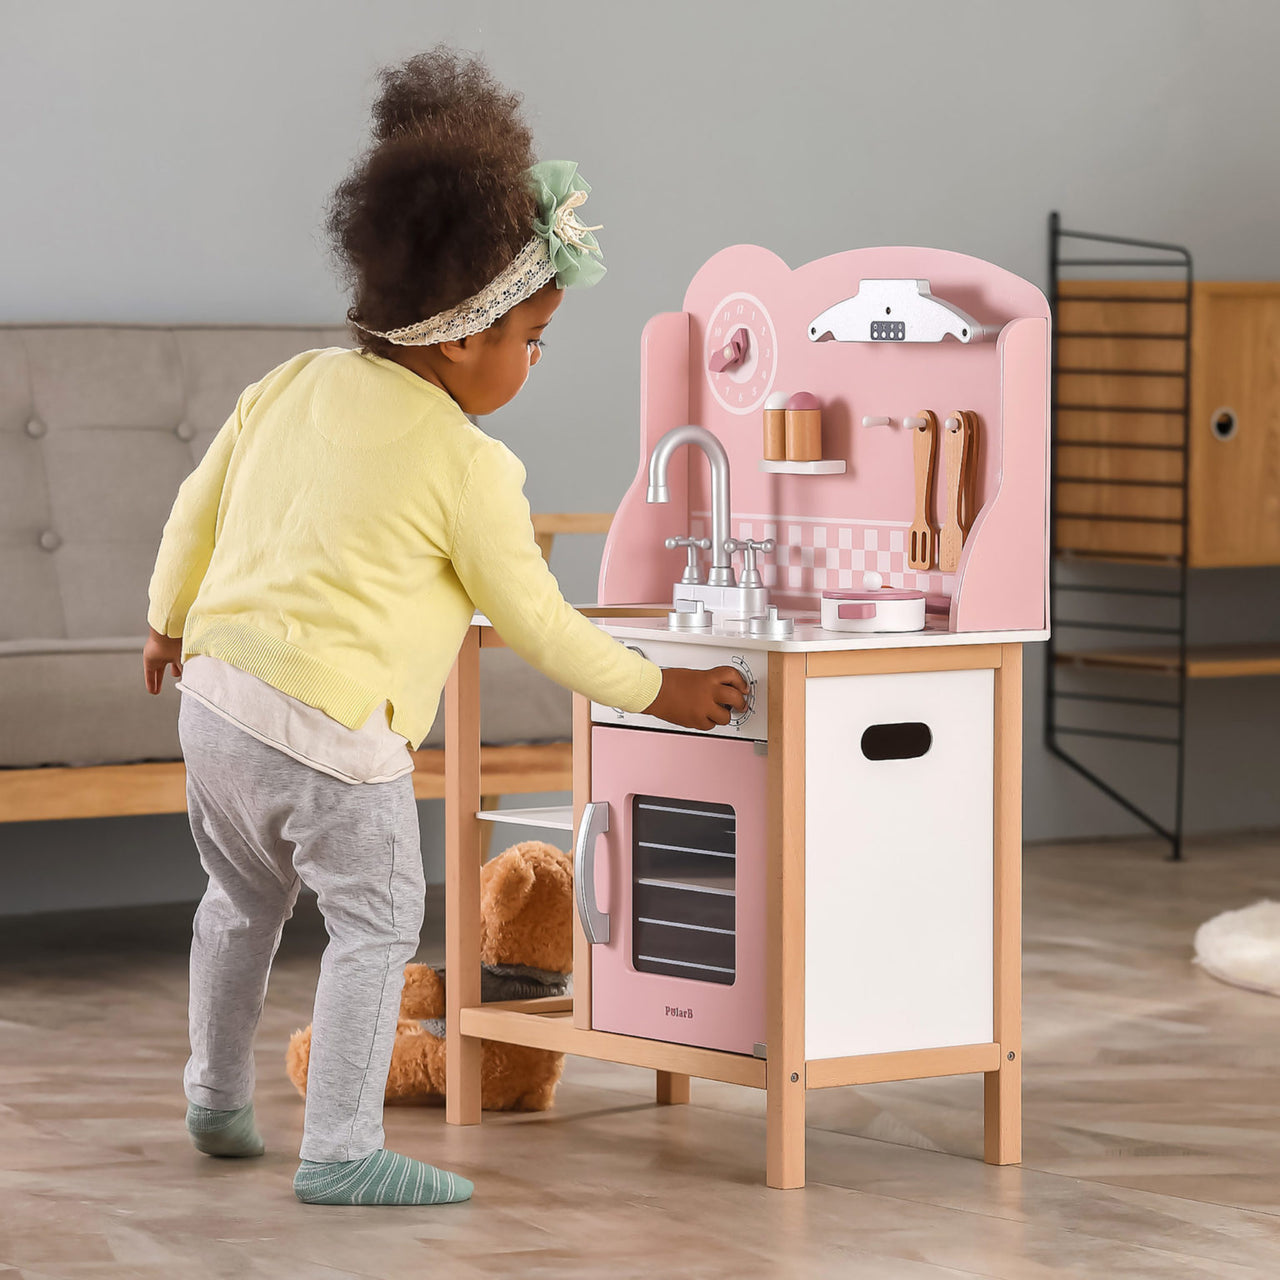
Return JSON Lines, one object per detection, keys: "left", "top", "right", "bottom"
{"left": 2, "top": 832, "right": 1279, "bottom": 1279}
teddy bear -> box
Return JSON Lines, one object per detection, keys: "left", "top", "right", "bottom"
{"left": 285, "top": 840, "right": 573, "bottom": 1112}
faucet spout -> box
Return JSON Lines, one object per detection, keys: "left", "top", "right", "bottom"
{"left": 646, "top": 425, "right": 735, "bottom": 586}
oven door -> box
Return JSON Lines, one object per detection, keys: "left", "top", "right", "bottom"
{"left": 577, "top": 725, "right": 767, "bottom": 1055}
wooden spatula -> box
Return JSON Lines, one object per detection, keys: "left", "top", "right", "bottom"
{"left": 960, "top": 410, "right": 979, "bottom": 533}
{"left": 939, "top": 413, "right": 969, "bottom": 572}
{"left": 908, "top": 410, "right": 938, "bottom": 570}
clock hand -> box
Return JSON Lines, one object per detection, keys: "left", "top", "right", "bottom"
{"left": 707, "top": 326, "right": 750, "bottom": 373}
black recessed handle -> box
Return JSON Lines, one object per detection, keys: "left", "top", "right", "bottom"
{"left": 1211, "top": 408, "right": 1237, "bottom": 442}
{"left": 860, "top": 722, "right": 933, "bottom": 761}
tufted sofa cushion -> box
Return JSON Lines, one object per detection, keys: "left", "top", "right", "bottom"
{"left": 0, "top": 325, "right": 571, "bottom": 768}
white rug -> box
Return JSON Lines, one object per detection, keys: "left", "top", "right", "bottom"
{"left": 1193, "top": 900, "right": 1280, "bottom": 996}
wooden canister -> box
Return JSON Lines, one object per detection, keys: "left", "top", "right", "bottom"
{"left": 785, "top": 391, "right": 822, "bottom": 461}
{"left": 762, "top": 392, "right": 788, "bottom": 460}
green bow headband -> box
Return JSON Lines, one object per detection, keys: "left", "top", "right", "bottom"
{"left": 528, "top": 160, "right": 607, "bottom": 291}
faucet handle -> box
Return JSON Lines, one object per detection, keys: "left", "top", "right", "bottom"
{"left": 666, "top": 535, "right": 713, "bottom": 585}
{"left": 723, "top": 537, "right": 775, "bottom": 590}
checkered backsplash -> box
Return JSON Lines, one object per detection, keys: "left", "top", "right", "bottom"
{"left": 690, "top": 513, "right": 956, "bottom": 599}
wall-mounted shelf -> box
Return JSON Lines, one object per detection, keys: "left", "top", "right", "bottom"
{"left": 475, "top": 804, "right": 574, "bottom": 831}
{"left": 1055, "top": 643, "right": 1280, "bottom": 679}
{"left": 1045, "top": 212, "right": 1280, "bottom": 861}
{"left": 759, "top": 459, "right": 847, "bottom": 476}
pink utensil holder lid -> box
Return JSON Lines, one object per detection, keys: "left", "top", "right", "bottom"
{"left": 822, "top": 587, "right": 927, "bottom": 602}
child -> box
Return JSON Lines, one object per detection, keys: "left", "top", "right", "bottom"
{"left": 142, "top": 47, "right": 747, "bottom": 1207}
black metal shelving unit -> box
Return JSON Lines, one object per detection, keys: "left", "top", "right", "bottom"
{"left": 1045, "top": 212, "right": 1193, "bottom": 860}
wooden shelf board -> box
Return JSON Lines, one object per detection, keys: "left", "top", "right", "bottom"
{"left": 1055, "top": 644, "right": 1280, "bottom": 678}
{"left": 0, "top": 741, "right": 575, "bottom": 824}
{"left": 1054, "top": 550, "right": 1186, "bottom": 567}
{"left": 459, "top": 1004, "right": 767, "bottom": 1088}
{"left": 0, "top": 760, "right": 189, "bottom": 823}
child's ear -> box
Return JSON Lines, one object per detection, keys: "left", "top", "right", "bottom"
{"left": 436, "top": 336, "right": 470, "bottom": 365}
{"left": 481, "top": 848, "right": 536, "bottom": 924}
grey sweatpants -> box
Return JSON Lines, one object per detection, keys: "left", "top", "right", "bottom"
{"left": 179, "top": 695, "right": 424, "bottom": 1163}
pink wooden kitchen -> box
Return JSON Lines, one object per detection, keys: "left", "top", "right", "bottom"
{"left": 442, "top": 242, "right": 1050, "bottom": 1189}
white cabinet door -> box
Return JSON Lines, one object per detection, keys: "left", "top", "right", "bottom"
{"left": 805, "top": 668, "right": 994, "bottom": 1060}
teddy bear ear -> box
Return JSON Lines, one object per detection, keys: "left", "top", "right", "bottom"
{"left": 481, "top": 848, "right": 537, "bottom": 924}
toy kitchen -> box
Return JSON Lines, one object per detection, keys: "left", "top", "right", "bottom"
{"left": 453, "top": 243, "right": 1049, "bottom": 1190}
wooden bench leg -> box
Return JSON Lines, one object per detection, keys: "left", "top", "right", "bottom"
{"left": 656, "top": 1071, "right": 690, "bottom": 1105}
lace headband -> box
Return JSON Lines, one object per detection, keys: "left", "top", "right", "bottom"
{"left": 354, "top": 160, "right": 605, "bottom": 347}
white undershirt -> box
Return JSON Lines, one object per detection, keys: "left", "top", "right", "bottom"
{"left": 176, "top": 654, "right": 414, "bottom": 785}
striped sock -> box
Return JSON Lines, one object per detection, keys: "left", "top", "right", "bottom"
{"left": 186, "top": 1101, "right": 265, "bottom": 1158}
{"left": 293, "top": 1149, "right": 473, "bottom": 1206}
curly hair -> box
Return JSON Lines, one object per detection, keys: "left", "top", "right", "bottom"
{"left": 328, "top": 47, "right": 537, "bottom": 356}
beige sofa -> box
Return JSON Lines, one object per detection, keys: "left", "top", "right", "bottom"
{"left": 0, "top": 323, "right": 580, "bottom": 821}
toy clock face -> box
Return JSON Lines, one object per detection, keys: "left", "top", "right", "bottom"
{"left": 704, "top": 292, "right": 778, "bottom": 415}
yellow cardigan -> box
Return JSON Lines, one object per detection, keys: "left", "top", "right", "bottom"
{"left": 147, "top": 348, "right": 661, "bottom": 748}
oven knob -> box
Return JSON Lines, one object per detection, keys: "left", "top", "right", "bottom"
{"left": 728, "top": 655, "right": 756, "bottom": 727}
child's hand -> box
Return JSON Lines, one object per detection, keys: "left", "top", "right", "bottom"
{"left": 644, "top": 666, "right": 749, "bottom": 731}
{"left": 143, "top": 627, "right": 184, "bottom": 694}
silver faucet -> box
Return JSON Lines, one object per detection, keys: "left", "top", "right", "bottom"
{"left": 646, "top": 425, "right": 735, "bottom": 586}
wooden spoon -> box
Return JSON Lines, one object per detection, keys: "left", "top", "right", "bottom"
{"left": 908, "top": 410, "right": 938, "bottom": 570}
{"left": 939, "top": 413, "right": 969, "bottom": 572}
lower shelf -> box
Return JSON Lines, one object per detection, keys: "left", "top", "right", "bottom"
{"left": 475, "top": 804, "right": 574, "bottom": 831}
{"left": 458, "top": 1000, "right": 1003, "bottom": 1092}
{"left": 1055, "top": 643, "right": 1280, "bottom": 678}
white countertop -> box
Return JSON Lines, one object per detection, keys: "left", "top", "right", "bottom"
{"left": 594, "top": 615, "right": 1048, "bottom": 653}
{"left": 473, "top": 608, "right": 1048, "bottom": 654}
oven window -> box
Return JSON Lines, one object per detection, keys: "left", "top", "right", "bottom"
{"left": 631, "top": 794, "right": 736, "bottom": 986}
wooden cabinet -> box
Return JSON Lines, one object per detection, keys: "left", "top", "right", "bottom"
{"left": 1189, "top": 287, "right": 1280, "bottom": 566}
{"left": 1055, "top": 280, "right": 1280, "bottom": 567}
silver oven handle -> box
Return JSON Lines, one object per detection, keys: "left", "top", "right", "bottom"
{"left": 573, "top": 801, "right": 611, "bottom": 946}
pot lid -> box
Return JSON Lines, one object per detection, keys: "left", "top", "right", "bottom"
{"left": 822, "top": 587, "right": 926, "bottom": 602}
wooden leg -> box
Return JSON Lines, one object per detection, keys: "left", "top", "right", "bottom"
{"left": 479, "top": 794, "right": 500, "bottom": 860}
{"left": 656, "top": 1072, "right": 690, "bottom": 1105}
{"left": 445, "top": 627, "right": 483, "bottom": 1126}
{"left": 767, "top": 1061, "right": 806, "bottom": 1189}
{"left": 766, "top": 652, "right": 807, "bottom": 1189}
{"left": 986, "top": 643, "right": 1022, "bottom": 1164}
{"left": 984, "top": 1053, "right": 1021, "bottom": 1165}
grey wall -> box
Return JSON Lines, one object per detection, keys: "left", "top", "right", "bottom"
{"left": 3, "top": 0, "right": 1279, "bottom": 913}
